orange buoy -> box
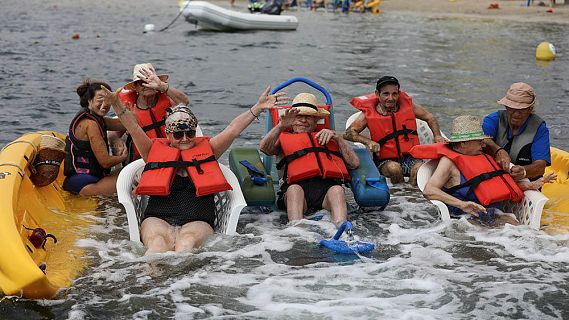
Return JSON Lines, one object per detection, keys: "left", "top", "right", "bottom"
{"left": 546, "top": 8, "right": 553, "bottom": 13}
{"left": 488, "top": 3, "right": 499, "bottom": 9}
{"left": 71, "top": 32, "right": 80, "bottom": 40}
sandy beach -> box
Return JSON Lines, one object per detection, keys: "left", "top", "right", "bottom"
{"left": 226, "top": 0, "right": 569, "bottom": 24}
{"left": 378, "top": 0, "right": 569, "bottom": 24}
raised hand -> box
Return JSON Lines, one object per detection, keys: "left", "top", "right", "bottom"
{"left": 100, "top": 86, "right": 133, "bottom": 118}
{"left": 278, "top": 108, "right": 300, "bottom": 129}
{"left": 138, "top": 67, "right": 166, "bottom": 91}
{"left": 254, "top": 86, "right": 289, "bottom": 112}
{"left": 314, "top": 128, "right": 338, "bottom": 145}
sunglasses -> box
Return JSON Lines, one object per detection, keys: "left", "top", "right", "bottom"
{"left": 172, "top": 130, "right": 196, "bottom": 140}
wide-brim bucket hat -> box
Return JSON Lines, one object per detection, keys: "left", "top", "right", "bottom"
{"left": 123, "top": 63, "right": 168, "bottom": 91}
{"left": 497, "top": 82, "right": 536, "bottom": 110}
{"left": 290, "top": 93, "right": 330, "bottom": 118}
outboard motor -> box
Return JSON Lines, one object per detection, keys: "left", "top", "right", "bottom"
{"left": 260, "top": 0, "right": 283, "bottom": 15}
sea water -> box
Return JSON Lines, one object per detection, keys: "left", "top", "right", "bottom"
{"left": 1, "top": 0, "right": 569, "bottom": 318}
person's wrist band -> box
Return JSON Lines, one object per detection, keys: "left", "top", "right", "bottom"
{"left": 250, "top": 108, "right": 259, "bottom": 119}
{"left": 494, "top": 147, "right": 504, "bottom": 157}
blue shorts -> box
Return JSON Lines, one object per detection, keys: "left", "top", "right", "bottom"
{"left": 376, "top": 155, "right": 423, "bottom": 177}
{"left": 63, "top": 174, "right": 101, "bottom": 194}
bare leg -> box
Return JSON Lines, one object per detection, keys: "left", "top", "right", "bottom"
{"left": 79, "top": 173, "right": 121, "bottom": 196}
{"left": 140, "top": 217, "right": 176, "bottom": 255}
{"left": 322, "top": 185, "right": 347, "bottom": 227}
{"left": 408, "top": 162, "right": 423, "bottom": 187}
{"left": 380, "top": 161, "right": 404, "bottom": 184}
{"left": 284, "top": 184, "right": 307, "bottom": 222}
{"left": 175, "top": 221, "right": 214, "bottom": 252}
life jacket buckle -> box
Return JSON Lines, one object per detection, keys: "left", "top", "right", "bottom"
{"left": 192, "top": 159, "right": 204, "bottom": 174}
{"left": 402, "top": 125, "right": 409, "bottom": 141}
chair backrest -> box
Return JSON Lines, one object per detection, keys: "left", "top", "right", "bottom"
{"left": 345, "top": 111, "right": 442, "bottom": 146}
{"left": 416, "top": 159, "right": 451, "bottom": 221}
{"left": 116, "top": 152, "right": 246, "bottom": 243}
{"left": 416, "top": 159, "right": 547, "bottom": 229}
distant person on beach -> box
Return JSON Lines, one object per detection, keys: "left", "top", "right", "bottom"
{"left": 63, "top": 80, "right": 128, "bottom": 196}
{"left": 482, "top": 82, "right": 551, "bottom": 181}
{"left": 119, "top": 63, "right": 189, "bottom": 163}
{"left": 260, "top": 93, "right": 359, "bottom": 227}
{"left": 344, "top": 75, "right": 445, "bottom": 186}
{"left": 412, "top": 115, "right": 555, "bottom": 227}
{"left": 104, "top": 85, "right": 287, "bottom": 254}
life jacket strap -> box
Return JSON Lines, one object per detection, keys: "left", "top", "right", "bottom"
{"left": 276, "top": 147, "right": 342, "bottom": 170}
{"left": 445, "top": 170, "right": 506, "bottom": 196}
{"left": 141, "top": 119, "right": 166, "bottom": 133}
{"left": 376, "top": 127, "right": 418, "bottom": 145}
{"left": 143, "top": 155, "right": 216, "bottom": 175}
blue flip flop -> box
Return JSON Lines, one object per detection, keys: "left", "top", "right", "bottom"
{"left": 319, "top": 221, "right": 375, "bottom": 253}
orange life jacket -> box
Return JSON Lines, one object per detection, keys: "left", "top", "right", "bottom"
{"left": 350, "top": 90, "right": 419, "bottom": 160}
{"left": 119, "top": 90, "right": 172, "bottom": 160}
{"left": 409, "top": 143, "right": 524, "bottom": 206}
{"left": 277, "top": 132, "right": 350, "bottom": 184}
{"left": 135, "top": 137, "right": 232, "bottom": 197}
{"left": 269, "top": 104, "right": 332, "bottom": 131}
{"left": 119, "top": 90, "right": 172, "bottom": 139}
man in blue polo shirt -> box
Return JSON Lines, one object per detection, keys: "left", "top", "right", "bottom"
{"left": 482, "top": 82, "right": 550, "bottom": 181}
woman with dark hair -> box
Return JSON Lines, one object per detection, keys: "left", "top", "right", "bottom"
{"left": 63, "top": 80, "right": 128, "bottom": 196}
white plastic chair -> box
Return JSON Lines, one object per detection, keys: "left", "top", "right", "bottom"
{"left": 416, "top": 159, "right": 548, "bottom": 229}
{"left": 116, "top": 159, "right": 247, "bottom": 243}
{"left": 345, "top": 111, "right": 445, "bottom": 147}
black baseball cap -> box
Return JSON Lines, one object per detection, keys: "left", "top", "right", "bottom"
{"left": 375, "top": 76, "right": 400, "bottom": 91}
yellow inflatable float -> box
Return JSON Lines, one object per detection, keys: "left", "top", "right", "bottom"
{"left": 0, "top": 132, "right": 98, "bottom": 299}
{"left": 541, "top": 147, "right": 569, "bottom": 233}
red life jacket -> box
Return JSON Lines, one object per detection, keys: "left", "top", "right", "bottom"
{"left": 277, "top": 132, "right": 350, "bottom": 184}
{"left": 409, "top": 143, "right": 524, "bottom": 206}
{"left": 350, "top": 90, "right": 419, "bottom": 160}
{"left": 119, "top": 90, "right": 172, "bottom": 160}
{"left": 135, "top": 137, "right": 232, "bottom": 197}
{"left": 269, "top": 104, "right": 332, "bottom": 131}
{"left": 119, "top": 90, "right": 172, "bottom": 138}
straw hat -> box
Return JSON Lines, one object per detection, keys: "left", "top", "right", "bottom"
{"left": 447, "top": 115, "right": 491, "bottom": 142}
{"left": 123, "top": 63, "right": 168, "bottom": 91}
{"left": 290, "top": 93, "right": 330, "bottom": 118}
{"left": 30, "top": 135, "right": 67, "bottom": 187}
{"left": 497, "top": 82, "right": 536, "bottom": 110}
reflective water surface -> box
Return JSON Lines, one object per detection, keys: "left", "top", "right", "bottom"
{"left": 1, "top": 0, "right": 569, "bottom": 318}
